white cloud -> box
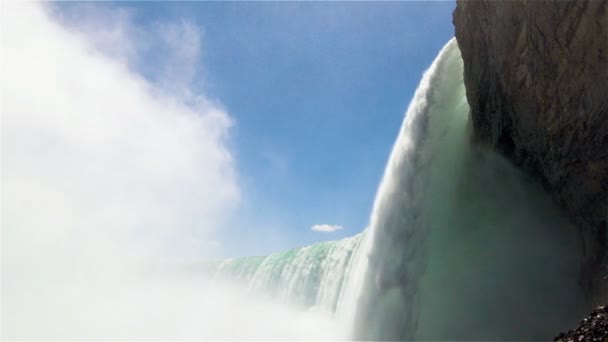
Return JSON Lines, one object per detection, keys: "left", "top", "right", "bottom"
{"left": 311, "top": 224, "right": 345, "bottom": 232}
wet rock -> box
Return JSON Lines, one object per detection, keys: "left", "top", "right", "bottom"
{"left": 453, "top": 0, "right": 608, "bottom": 299}
{"left": 555, "top": 305, "right": 608, "bottom": 341}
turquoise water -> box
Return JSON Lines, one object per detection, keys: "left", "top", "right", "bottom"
{"left": 214, "top": 233, "right": 363, "bottom": 312}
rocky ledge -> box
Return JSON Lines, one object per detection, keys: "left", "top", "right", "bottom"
{"left": 555, "top": 305, "right": 608, "bottom": 341}
{"left": 453, "top": 0, "right": 608, "bottom": 298}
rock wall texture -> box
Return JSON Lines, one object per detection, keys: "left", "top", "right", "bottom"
{"left": 453, "top": 0, "right": 608, "bottom": 298}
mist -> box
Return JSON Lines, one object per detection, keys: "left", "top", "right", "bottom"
{"left": 1, "top": 2, "right": 342, "bottom": 339}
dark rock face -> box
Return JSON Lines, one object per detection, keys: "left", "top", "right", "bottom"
{"left": 453, "top": 0, "right": 608, "bottom": 298}
{"left": 555, "top": 305, "right": 608, "bottom": 341}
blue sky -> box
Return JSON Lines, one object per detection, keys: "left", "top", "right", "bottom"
{"left": 53, "top": 1, "right": 456, "bottom": 257}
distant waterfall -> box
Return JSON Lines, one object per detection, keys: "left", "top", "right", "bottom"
{"left": 214, "top": 233, "right": 365, "bottom": 313}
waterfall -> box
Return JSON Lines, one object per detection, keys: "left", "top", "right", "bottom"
{"left": 348, "top": 37, "right": 471, "bottom": 340}
{"left": 214, "top": 233, "right": 365, "bottom": 314}
{"left": 214, "top": 38, "right": 587, "bottom": 340}
{"left": 349, "top": 38, "right": 586, "bottom": 340}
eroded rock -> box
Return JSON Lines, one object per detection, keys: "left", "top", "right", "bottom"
{"left": 453, "top": 0, "right": 608, "bottom": 299}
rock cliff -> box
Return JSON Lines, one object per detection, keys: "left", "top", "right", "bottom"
{"left": 453, "top": 0, "right": 608, "bottom": 298}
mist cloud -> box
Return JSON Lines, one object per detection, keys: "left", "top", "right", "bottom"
{"left": 1, "top": 2, "right": 243, "bottom": 338}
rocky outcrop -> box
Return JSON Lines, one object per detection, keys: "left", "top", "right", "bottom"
{"left": 555, "top": 305, "right": 608, "bottom": 341}
{"left": 453, "top": 0, "right": 608, "bottom": 298}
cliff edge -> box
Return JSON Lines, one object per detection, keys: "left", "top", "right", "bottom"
{"left": 453, "top": 0, "right": 608, "bottom": 298}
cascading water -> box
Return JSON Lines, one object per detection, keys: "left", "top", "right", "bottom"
{"left": 214, "top": 38, "right": 587, "bottom": 340}
{"left": 349, "top": 38, "right": 586, "bottom": 340}
{"left": 214, "top": 233, "right": 364, "bottom": 313}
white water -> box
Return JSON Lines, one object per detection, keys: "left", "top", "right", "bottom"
{"left": 347, "top": 38, "right": 586, "bottom": 340}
